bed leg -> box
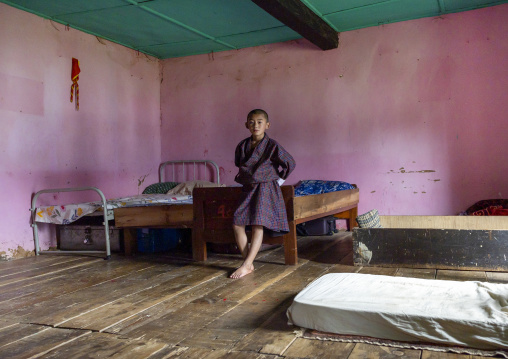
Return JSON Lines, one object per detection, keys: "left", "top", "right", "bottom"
{"left": 349, "top": 207, "right": 358, "bottom": 231}
{"left": 123, "top": 228, "right": 137, "bottom": 256}
{"left": 283, "top": 220, "right": 298, "bottom": 265}
{"left": 192, "top": 229, "right": 207, "bottom": 262}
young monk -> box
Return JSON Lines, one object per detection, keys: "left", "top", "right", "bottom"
{"left": 230, "top": 109, "right": 296, "bottom": 279}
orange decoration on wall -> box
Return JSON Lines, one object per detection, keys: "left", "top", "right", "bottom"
{"left": 70, "top": 58, "right": 80, "bottom": 110}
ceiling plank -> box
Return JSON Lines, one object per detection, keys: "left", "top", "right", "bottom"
{"left": 251, "top": 0, "right": 338, "bottom": 50}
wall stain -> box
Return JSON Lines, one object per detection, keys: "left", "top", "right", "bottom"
{"left": 138, "top": 174, "right": 149, "bottom": 188}
{"left": 371, "top": 191, "right": 376, "bottom": 193}
{"left": 388, "top": 167, "right": 436, "bottom": 174}
{"left": 6, "top": 246, "right": 35, "bottom": 260}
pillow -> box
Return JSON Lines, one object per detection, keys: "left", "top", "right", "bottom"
{"left": 166, "top": 180, "right": 223, "bottom": 195}
{"left": 294, "top": 180, "right": 355, "bottom": 196}
{"left": 142, "top": 182, "right": 179, "bottom": 194}
{"left": 356, "top": 209, "right": 382, "bottom": 228}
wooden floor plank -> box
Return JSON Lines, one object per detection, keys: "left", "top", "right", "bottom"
{"left": 436, "top": 270, "right": 487, "bottom": 281}
{"left": 0, "top": 256, "right": 97, "bottom": 278}
{"left": 41, "top": 332, "right": 168, "bottom": 359}
{"left": 396, "top": 267, "right": 437, "bottom": 279}
{"left": 0, "top": 256, "right": 102, "bottom": 287}
{"left": 347, "top": 343, "right": 421, "bottom": 359}
{"left": 0, "top": 255, "right": 81, "bottom": 274}
{"left": 327, "top": 264, "right": 361, "bottom": 274}
{"left": 121, "top": 259, "right": 307, "bottom": 346}
{"left": 234, "top": 263, "right": 359, "bottom": 355}
{"left": 0, "top": 258, "right": 155, "bottom": 307}
{"left": 0, "top": 317, "right": 18, "bottom": 329}
{"left": 104, "top": 252, "right": 287, "bottom": 336}
{"left": 220, "top": 352, "right": 275, "bottom": 359}
{"left": 282, "top": 338, "right": 355, "bottom": 359}
{"left": 0, "top": 323, "right": 47, "bottom": 347}
{"left": 181, "top": 262, "right": 331, "bottom": 351}
{"left": 61, "top": 264, "right": 229, "bottom": 331}
{"left": 0, "top": 327, "right": 90, "bottom": 359}
{"left": 145, "top": 346, "right": 234, "bottom": 359}
{"left": 232, "top": 298, "right": 295, "bottom": 355}
{"left": 0, "top": 260, "right": 163, "bottom": 317}
{"left": 296, "top": 234, "right": 349, "bottom": 262}
{"left": 104, "top": 274, "right": 231, "bottom": 335}
{"left": 422, "top": 352, "right": 473, "bottom": 358}
{"left": 13, "top": 262, "right": 208, "bottom": 326}
{"left": 0, "top": 273, "right": 67, "bottom": 304}
{"left": 309, "top": 233, "right": 353, "bottom": 264}
{"left": 357, "top": 266, "right": 399, "bottom": 276}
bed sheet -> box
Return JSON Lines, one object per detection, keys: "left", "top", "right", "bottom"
{"left": 35, "top": 193, "right": 192, "bottom": 225}
{"left": 286, "top": 273, "right": 508, "bottom": 350}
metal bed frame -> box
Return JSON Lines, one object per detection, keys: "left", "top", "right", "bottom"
{"left": 30, "top": 160, "right": 220, "bottom": 259}
{"left": 159, "top": 160, "right": 220, "bottom": 185}
{"left": 31, "top": 187, "right": 112, "bottom": 259}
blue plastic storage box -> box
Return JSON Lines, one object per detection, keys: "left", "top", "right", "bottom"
{"left": 137, "top": 228, "right": 180, "bottom": 253}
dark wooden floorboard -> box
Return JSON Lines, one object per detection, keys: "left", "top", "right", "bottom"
{"left": 0, "top": 258, "right": 156, "bottom": 313}
{"left": 0, "top": 232, "right": 504, "bottom": 358}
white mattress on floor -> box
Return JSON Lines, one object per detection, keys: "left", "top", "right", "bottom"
{"left": 286, "top": 273, "right": 508, "bottom": 350}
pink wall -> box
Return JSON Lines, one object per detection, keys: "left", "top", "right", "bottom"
{"left": 161, "top": 4, "right": 508, "bottom": 217}
{"left": 0, "top": 4, "right": 161, "bottom": 259}
{"left": 1, "top": 3, "right": 507, "bottom": 259}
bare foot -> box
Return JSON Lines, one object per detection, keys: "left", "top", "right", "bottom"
{"left": 230, "top": 263, "right": 254, "bottom": 279}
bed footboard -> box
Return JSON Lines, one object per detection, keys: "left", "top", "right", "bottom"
{"left": 31, "top": 187, "right": 112, "bottom": 259}
{"left": 192, "top": 186, "right": 297, "bottom": 265}
{"left": 193, "top": 186, "right": 360, "bottom": 265}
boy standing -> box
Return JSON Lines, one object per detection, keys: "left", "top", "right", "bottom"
{"left": 231, "top": 109, "right": 296, "bottom": 279}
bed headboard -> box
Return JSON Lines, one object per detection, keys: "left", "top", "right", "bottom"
{"left": 159, "top": 160, "right": 220, "bottom": 185}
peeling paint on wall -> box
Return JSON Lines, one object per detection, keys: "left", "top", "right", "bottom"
{"left": 388, "top": 167, "right": 436, "bottom": 174}
{"left": 138, "top": 174, "right": 149, "bottom": 188}
{"left": 7, "top": 246, "right": 35, "bottom": 260}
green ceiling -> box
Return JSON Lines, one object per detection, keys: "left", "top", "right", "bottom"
{"left": 1, "top": 0, "right": 506, "bottom": 59}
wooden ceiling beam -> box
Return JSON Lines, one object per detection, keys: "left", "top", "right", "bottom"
{"left": 251, "top": 0, "right": 338, "bottom": 50}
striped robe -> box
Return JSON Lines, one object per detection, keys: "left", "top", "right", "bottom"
{"left": 233, "top": 134, "right": 296, "bottom": 236}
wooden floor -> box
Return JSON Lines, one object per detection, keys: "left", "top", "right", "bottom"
{"left": 1, "top": 232, "right": 507, "bottom": 359}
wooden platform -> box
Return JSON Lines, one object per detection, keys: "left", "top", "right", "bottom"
{"left": 1, "top": 233, "right": 506, "bottom": 358}
{"left": 354, "top": 216, "right": 508, "bottom": 271}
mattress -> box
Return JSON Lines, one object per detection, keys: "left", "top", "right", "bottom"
{"left": 35, "top": 193, "right": 192, "bottom": 225}
{"left": 286, "top": 273, "right": 508, "bottom": 350}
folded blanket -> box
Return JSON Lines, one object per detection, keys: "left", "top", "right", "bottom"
{"left": 472, "top": 205, "right": 508, "bottom": 216}
{"left": 294, "top": 180, "right": 355, "bottom": 197}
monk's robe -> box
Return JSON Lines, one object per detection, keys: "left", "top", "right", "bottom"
{"left": 233, "top": 134, "right": 296, "bottom": 236}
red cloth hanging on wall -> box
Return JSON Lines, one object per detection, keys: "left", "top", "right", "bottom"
{"left": 70, "top": 58, "right": 80, "bottom": 110}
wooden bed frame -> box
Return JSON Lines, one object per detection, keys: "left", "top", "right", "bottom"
{"left": 114, "top": 203, "right": 194, "bottom": 255}
{"left": 110, "top": 160, "right": 220, "bottom": 255}
{"left": 192, "top": 185, "right": 360, "bottom": 265}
